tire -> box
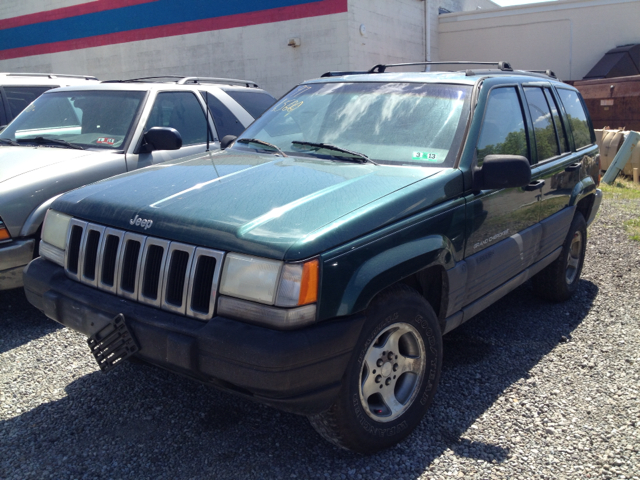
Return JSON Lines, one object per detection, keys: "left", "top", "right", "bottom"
{"left": 533, "top": 212, "right": 587, "bottom": 302}
{"left": 308, "top": 284, "right": 442, "bottom": 454}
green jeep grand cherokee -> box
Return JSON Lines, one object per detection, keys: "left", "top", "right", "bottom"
{"left": 24, "top": 62, "right": 602, "bottom": 453}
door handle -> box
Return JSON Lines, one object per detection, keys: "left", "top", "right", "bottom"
{"left": 565, "top": 162, "right": 582, "bottom": 172}
{"left": 525, "top": 179, "right": 545, "bottom": 191}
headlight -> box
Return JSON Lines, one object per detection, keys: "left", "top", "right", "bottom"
{"left": 218, "top": 253, "right": 319, "bottom": 328}
{"left": 40, "top": 209, "right": 72, "bottom": 266}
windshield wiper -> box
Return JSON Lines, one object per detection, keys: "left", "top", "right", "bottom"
{"left": 0, "top": 138, "right": 20, "bottom": 146}
{"left": 236, "top": 138, "right": 287, "bottom": 157}
{"left": 18, "top": 136, "right": 84, "bottom": 150}
{"left": 291, "top": 141, "right": 376, "bottom": 165}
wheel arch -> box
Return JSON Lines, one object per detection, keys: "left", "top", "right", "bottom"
{"left": 19, "top": 193, "right": 64, "bottom": 238}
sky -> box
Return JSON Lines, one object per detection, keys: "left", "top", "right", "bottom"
{"left": 492, "top": 0, "right": 557, "bottom": 6}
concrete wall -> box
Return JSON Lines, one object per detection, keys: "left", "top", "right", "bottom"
{"left": 438, "top": 0, "right": 640, "bottom": 81}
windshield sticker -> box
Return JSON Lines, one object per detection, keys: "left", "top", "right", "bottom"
{"left": 412, "top": 152, "right": 442, "bottom": 162}
{"left": 291, "top": 85, "right": 312, "bottom": 98}
{"left": 96, "top": 137, "right": 116, "bottom": 145}
{"left": 272, "top": 99, "right": 303, "bottom": 116}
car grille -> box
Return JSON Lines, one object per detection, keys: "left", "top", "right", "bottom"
{"left": 64, "top": 219, "right": 224, "bottom": 320}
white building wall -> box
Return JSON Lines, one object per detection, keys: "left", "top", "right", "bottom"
{"left": 0, "top": 12, "right": 350, "bottom": 98}
{"left": 438, "top": 0, "right": 640, "bottom": 81}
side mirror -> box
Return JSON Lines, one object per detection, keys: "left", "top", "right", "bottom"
{"left": 140, "top": 127, "right": 182, "bottom": 153}
{"left": 474, "top": 154, "right": 531, "bottom": 190}
{"left": 220, "top": 135, "right": 237, "bottom": 150}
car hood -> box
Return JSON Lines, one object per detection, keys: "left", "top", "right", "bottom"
{"left": 0, "top": 146, "right": 99, "bottom": 183}
{"left": 54, "top": 150, "right": 456, "bottom": 260}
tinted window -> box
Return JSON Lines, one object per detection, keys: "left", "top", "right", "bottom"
{"left": 477, "top": 87, "right": 528, "bottom": 165}
{"left": 146, "top": 92, "right": 207, "bottom": 146}
{"left": 557, "top": 88, "right": 592, "bottom": 150}
{"left": 5, "top": 86, "right": 52, "bottom": 118}
{"left": 0, "top": 94, "right": 6, "bottom": 126}
{"left": 544, "top": 89, "right": 569, "bottom": 154}
{"left": 524, "top": 87, "right": 559, "bottom": 161}
{"left": 222, "top": 90, "right": 276, "bottom": 118}
{"left": 202, "top": 92, "right": 245, "bottom": 138}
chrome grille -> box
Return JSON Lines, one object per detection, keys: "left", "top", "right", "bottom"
{"left": 65, "top": 220, "right": 224, "bottom": 320}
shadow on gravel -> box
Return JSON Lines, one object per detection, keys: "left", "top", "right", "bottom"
{"left": 0, "top": 287, "right": 61, "bottom": 354}
{"left": 0, "top": 279, "right": 598, "bottom": 480}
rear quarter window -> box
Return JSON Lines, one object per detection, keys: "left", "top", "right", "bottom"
{"left": 556, "top": 88, "right": 593, "bottom": 150}
{"left": 223, "top": 90, "right": 276, "bottom": 118}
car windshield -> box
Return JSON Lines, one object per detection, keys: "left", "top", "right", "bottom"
{"left": 1, "top": 90, "right": 146, "bottom": 150}
{"left": 233, "top": 82, "right": 472, "bottom": 166}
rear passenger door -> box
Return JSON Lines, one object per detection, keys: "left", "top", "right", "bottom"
{"left": 524, "top": 84, "right": 595, "bottom": 260}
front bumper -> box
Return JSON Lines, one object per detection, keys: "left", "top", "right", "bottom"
{"left": 24, "top": 258, "right": 366, "bottom": 415}
{"left": 0, "top": 238, "right": 35, "bottom": 289}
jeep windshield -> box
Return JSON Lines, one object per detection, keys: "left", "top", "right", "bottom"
{"left": 233, "top": 82, "right": 472, "bottom": 167}
{"left": 1, "top": 90, "right": 146, "bottom": 150}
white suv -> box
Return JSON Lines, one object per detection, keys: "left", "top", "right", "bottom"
{"left": 0, "top": 76, "right": 276, "bottom": 289}
{"left": 0, "top": 72, "right": 99, "bottom": 129}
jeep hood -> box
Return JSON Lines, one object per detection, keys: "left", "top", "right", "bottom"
{"left": 54, "top": 150, "right": 455, "bottom": 260}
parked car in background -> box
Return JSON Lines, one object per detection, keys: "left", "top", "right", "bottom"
{"left": 0, "top": 76, "right": 276, "bottom": 289}
{"left": 0, "top": 72, "right": 99, "bottom": 130}
{"left": 24, "top": 62, "right": 601, "bottom": 453}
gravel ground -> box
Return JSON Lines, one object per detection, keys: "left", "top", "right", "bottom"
{"left": 1, "top": 194, "right": 639, "bottom": 480}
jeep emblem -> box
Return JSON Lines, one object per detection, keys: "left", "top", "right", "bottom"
{"left": 130, "top": 214, "right": 153, "bottom": 230}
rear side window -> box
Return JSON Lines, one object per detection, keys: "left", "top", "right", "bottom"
{"left": 5, "top": 86, "right": 52, "bottom": 118}
{"left": 223, "top": 90, "right": 276, "bottom": 118}
{"left": 477, "top": 87, "right": 529, "bottom": 165}
{"left": 146, "top": 92, "right": 207, "bottom": 146}
{"left": 524, "top": 87, "right": 560, "bottom": 162}
{"left": 556, "top": 88, "right": 593, "bottom": 150}
{"left": 201, "top": 92, "right": 245, "bottom": 138}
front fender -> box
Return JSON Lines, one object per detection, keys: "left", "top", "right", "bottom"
{"left": 318, "top": 200, "right": 465, "bottom": 321}
{"left": 19, "top": 193, "right": 64, "bottom": 238}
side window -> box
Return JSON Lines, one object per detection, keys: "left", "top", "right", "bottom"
{"left": 556, "top": 88, "right": 593, "bottom": 150}
{"left": 544, "top": 89, "right": 569, "bottom": 154}
{"left": 523, "top": 87, "right": 560, "bottom": 162}
{"left": 477, "top": 87, "right": 528, "bottom": 165}
{"left": 0, "top": 93, "right": 6, "bottom": 126}
{"left": 201, "top": 92, "right": 245, "bottom": 138}
{"left": 222, "top": 90, "right": 277, "bottom": 118}
{"left": 145, "top": 92, "right": 207, "bottom": 146}
{"left": 5, "top": 86, "right": 52, "bottom": 118}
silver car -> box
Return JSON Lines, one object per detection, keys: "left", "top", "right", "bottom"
{"left": 0, "top": 76, "right": 276, "bottom": 289}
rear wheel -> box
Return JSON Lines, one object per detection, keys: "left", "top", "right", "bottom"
{"left": 533, "top": 212, "right": 587, "bottom": 301}
{"left": 308, "top": 285, "right": 442, "bottom": 453}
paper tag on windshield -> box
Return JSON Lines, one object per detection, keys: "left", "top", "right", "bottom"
{"left": 412, "top": 152, "right": 441, "bottom": 162}
{"left": 96, "top": 137, "right": 116, "bottom": 145}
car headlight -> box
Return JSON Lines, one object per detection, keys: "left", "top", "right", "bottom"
{"left": 40, "top": 209, "right": 72, "bottom": 266}
{"left": 218, "top": 253, "right": 319, "bottom": 329}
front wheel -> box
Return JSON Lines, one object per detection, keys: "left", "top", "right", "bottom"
{"left": 533, "top": 212, "right": 587, "bottom": 302}
{"left": 308, "top": 285, "right": 442, "bottom": 453}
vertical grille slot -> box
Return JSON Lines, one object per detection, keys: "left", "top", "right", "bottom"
{"left": 142, "top": 245, "right": 165, "bottom": 300}
{"left": 186, "top": 248, "right": 225, "bottom": 320}
{"left": 120, "top": 240, "right": 142, "bottom": 293}
{"left": 67, "top": 225, "right": 84, "bottom": 275}
{"left": 101, "top": 235, "right": 120, "bottom": 287}
{"left": 165, "top": 250, "right": 189, "bottom": 306}
{"left": 161, "top": 243, "right": 195, "bottom": 314}
{"left": 190, "top": 256, "right": 217, "bottom": 313}
{"left": 82, "top": 229, "right": 101, "bottom": 282}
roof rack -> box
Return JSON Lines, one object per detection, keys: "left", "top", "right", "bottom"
{"left": 525, "top": 69, "right": 558, "bottom": 79}
{"left": 0, "top": 72, "right": 98, "bottom": 80}
{"left": 321, "top": 61, "right": 513, "bottom": 77}
{"left": 102, "top": 76, "right": 259, "bottom": 88}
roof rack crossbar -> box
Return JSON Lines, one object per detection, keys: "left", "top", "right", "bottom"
{"left": 101, "top": 76, "right": 258, "bottom": 87}
{"left": 176, "top": 76, "right": 259, "bottom": 88}
{"left": 526, "top": 69, "right": 557, "bottom": 79}
{"left": 321, "top": 71, "right": 371, "bottom": 78}
{"left": 0, "top": 73, "right": 98, "bottom": 80}
{"left": 368, "top": 61, "right": 513, "bottom": 73}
